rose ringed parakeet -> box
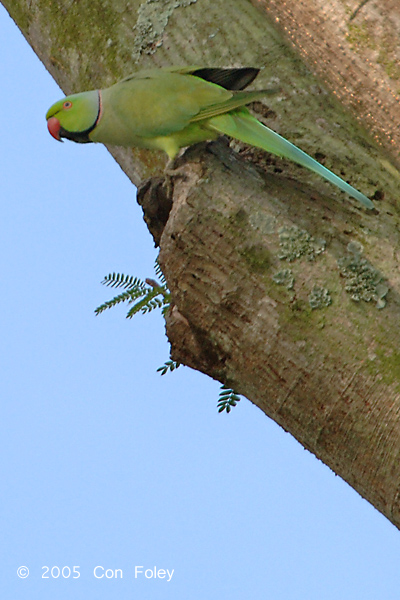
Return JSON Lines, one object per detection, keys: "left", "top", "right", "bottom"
{"left": 46, "top": 66, "right": 374, "bottom": 210}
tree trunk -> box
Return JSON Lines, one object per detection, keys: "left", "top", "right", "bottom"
{"left": 4, "top": 0, "right": 400, "bottom": 528}
{"left": 253, "top": 0, "right": 400, "bottom": 163}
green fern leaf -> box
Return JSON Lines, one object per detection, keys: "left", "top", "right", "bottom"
{"left": 95, "top": 289, "right": 145, "bottom": 316}
{"left": 141, "top": 297, "right": 165, "bottom": 315}
{"left": 97, "top": 267, "right": 170, "bottom": 320}
{"left": 125, "top": 288, "right": 164, "bottom": 319}
{"left": 161, "top": 303, "right": 171, "bottom": 316}
{"left": 154, "top": 259, "right": 167, "bottom": 285}
{"left": 96, "top": 268, "right": 242, "bottom": 414}
{"left": 217, "top": 386, "right": 241, "bottom": 413}
{"left": 102, "top": 273, "right": 145, "bottom": 290}
{"left": 157, "top": 360, "right": 181, "bottom": 376}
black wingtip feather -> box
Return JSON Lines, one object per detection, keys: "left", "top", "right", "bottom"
{"left": 191, "top": 67, "right": 260, "bottom": 90}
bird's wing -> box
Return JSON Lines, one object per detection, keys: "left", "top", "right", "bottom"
{"left": 190, "top": 90, "right": 276, "bottom": 122}
{"left": 120, "top": 66, "right": 260, "bottom": 91}
{"left": 107, "top": 70, "right": 233, "bottom": 138}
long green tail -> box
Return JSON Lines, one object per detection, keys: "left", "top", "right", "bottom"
{"left": 207, "top": 110, "right": 374, "bottom": 210}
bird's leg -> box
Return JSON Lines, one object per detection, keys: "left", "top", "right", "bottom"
{"left": 163, "top": 145, "right": 205, "bottom": 199}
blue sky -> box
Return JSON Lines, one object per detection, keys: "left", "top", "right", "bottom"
{"left": 2, "top": 7, "right": 400, "bottom": 599}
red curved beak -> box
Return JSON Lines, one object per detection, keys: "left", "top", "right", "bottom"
{"left": 47, "top": 116, "right": 63, "bottom": 142}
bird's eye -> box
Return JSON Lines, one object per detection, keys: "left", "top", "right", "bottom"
{"left": 63, "top": 101, "right": 73, "bottom": 109}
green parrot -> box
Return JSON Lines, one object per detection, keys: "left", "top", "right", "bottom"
{"left": 46, "top": 66, "right": 374, "bottom": 209}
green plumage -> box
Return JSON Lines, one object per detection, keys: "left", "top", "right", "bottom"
{"left": 46, "top": 66, "right": 374, "bottom": 209}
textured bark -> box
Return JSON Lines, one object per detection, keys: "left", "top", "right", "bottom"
{"left": 4, "top": 0, "right": 400, "bottom": 528}
{"left": 252, "top": 0, "right": 400, "bottom": 162}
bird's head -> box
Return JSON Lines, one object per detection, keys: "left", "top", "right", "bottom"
{"left": 46, "top": 90, "right": 101, "bottom": 144}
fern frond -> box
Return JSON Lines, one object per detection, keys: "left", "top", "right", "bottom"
{"left": 141, "top": 297, "right": 166, "bottom": 314}
{"left": 217, "top": 386, "right": 241, "bottom": 413}
{"left": 95, "top": 290, "right": 141, "bottom": 316}
{"left": 101, "top": 273, "right": 144, "bottom": 290}
{"left": 126, "top": 287, "right": 168, "bottom": 319}
{"left": 154, "top": 259, "right": 167, "bottom": 286}
{"left": 161, "top": 302, "right": 171, "bottom": 316}
{"left": 157, "top": 360, "right": 181, "bottom": 376}
{"left": 96, "top": 268, "right": 242, "bottom": 413}
{"left": 97, "top": 269, "right": 170, "bottom": 320}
